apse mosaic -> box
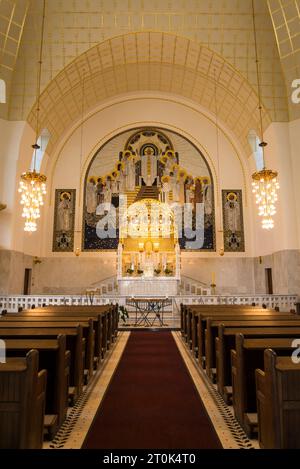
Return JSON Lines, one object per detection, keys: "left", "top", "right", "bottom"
{"left": 222, "top": 190, "right": 245, "bottom": 252}
{"left": 53, "top": 189, "right": 76, "bottom": 252}
{"left": 83, "top": 128, "right": 215, "bottom": 251}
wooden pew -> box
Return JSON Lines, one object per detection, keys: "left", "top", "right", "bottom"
{"left": 216, "top": 325, "right": 300, "bottom": 404}
{"left": 187, "top": 306, "right": 276, "bottom": 352}
{"left": 231, "top": 334, "right": 299, "bottom": 436}
{"left": 196, "top": 311, "right": 294, "bottom": 366}
{"left": 0, "top": 350, "right": 47, "bottom": 449}
{"left": 29, "top": 305, "right": 119, "bottom": 342}
{"left": 0, "top": 319, "right": 94, "bottom": 382}
{"left": 256, "top": 349, "right": 300, "bottom": 448}
{"left": 15, "top": 306, "right": 116, "bottom": 357}
{"left": 182, "top": 304, "right": 263, "bottom": 348}
{"left": 205, "top": 318, "right": 300, "bottom": 378}
{"left": 4, "top": 335, "right": 70, "bottom": 436}
{"left": 5, "top": 312, "right": 106, "bottom": 362}
{"left": 0, "top": 325, "right": 84, "bottom": 402}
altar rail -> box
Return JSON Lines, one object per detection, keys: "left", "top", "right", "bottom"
{"left": 0, "top": 294, "right": 298, "bottom": 313}
{"left": 176, "top": 294, "right": 299, "bottom": 312}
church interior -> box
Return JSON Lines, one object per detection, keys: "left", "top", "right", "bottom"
{"left": 0, "top": 0, "right": 300, "bottom": 454}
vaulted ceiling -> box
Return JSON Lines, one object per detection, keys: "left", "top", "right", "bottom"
{"left": 25, "top": 32, "right": 272, "bottom": 155}
{"left": 0, "top": 0, "right": 299, "bottom": 154}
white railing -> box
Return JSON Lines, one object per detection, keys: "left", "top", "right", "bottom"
{"left": 177, "top": 294, "right": 299, "bottom": 312}
{"left": 88, "top": 276, "right": 118, "bottom": 295}
{"left": 0, "top": 295, "right": 117, "bottom": 312}
{"left": 0, "top": 293, "right": 298, "bottom": 313}
{"left": 180, "top": 276, "right": 211, "bottom": 295}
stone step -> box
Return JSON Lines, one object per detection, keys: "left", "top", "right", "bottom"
{"left": 135, "top": 186, "right": 160, "bottom": 201}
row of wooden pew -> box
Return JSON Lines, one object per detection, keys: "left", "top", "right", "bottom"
{"left": 0, "top": 305, "right": 119, "bottom": 449}
{"left": 181, "top": 304, "right": 300, "bottom": 448}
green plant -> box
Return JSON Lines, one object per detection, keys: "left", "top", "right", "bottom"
{"left": 126, "top": 268, "right": 134, "bottom": 275}
{"left": 137, "top": 269, "right": 144, "bottom": 275}
{"left": 154, "top": 268, "right": 161, "bottom": 275}
{"left": 118, "top": 305, "right": 129, "bottom": 324}
{"left": 164, "top": 267, "right": 173, "bottom": 275}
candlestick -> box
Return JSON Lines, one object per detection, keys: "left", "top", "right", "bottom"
{"left": 211, "top": 271, "right": 216, "bottom": 285}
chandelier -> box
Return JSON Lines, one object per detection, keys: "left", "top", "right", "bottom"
{"left": 251, "top": 0, "right": 279, "bottom": 230}
{"left": 252, "top": 169, "right": 279, "bottom": 230}
{"left": 19, "top": 1, "right": 47, "bottom": 232}
{"left": 19, "top": 168, "right": 47, "bottom": 232}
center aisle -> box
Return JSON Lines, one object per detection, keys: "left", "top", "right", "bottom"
{"left": 83, "top": 331, "right": 222, "bottom": 449}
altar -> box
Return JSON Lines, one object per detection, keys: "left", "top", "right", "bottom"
{"left": 117, "top": 197, "right": 181, "bottom": 297}
{"left": 118, "top": 277, "right": 179, "bottom": 296}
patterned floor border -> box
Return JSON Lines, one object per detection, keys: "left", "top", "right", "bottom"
{"left": 44, "top": 332, "right": 130, "bottom": 449}
{"left": 172, "top": 331, "right": 259, "bottom": 450}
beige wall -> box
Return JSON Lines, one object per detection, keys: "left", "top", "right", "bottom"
{"left": 1, "top": 248, "right": 299, "bottom": 296}
{"left": 0, "top": 119, "right": 26, "bottom": 250}
{"left": 0, "top": 249, "right": 34, "bottom": 295}
{"left": 289, "top": 118, "right": 300, "bottom": 248}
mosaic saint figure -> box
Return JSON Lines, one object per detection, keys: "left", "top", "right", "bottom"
{"left": 57, "top": 192, "right": 72, "bottom": 231}
{"left": 96, "top": 177, "right": 104, "bottom": 205}
{"left": 126, "top": 156, "right": 136, "bottom": 191}
{"left": 203, "top": 182, "right": 212, "bottom": 215}
{"left": 225, "top": 193, "right": 241, "bottom": 232}
{"left": 160, "top": 176, "right": 170, "bottom": 203}
{"left": 116, "top": 164, "right": 125, "bottom": 193}
{"left": 86, "top": 178, "right": 98, "bottom": 214}
{"left": 104, "top": 177, "right": 112, "bottom": 204}
{"left": 194, "top": 178, "right": 203, "bottom": 211}
{"left": 185, "top": 177, "right": 194, "bottom": 204}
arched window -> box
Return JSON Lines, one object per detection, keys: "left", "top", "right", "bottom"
{"left": 30, "top": 129, "right": 50, "bottom": 172}
{"left": 248, "top": 130, "right": 264, "bottom": 171}
{"left": 0, "top": 79, "right": 6, "bottom": 103}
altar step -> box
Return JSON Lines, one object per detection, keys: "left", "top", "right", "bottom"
{"left": 125, "top": 187, "right": 140, "bottom": 206}
{"left": 135, "top": 186, "right": 159, "bottom": 201}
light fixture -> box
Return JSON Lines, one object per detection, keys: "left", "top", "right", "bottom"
{"left": 18, "top": 0, "right": 47, "bottom": 232}
{"left": 252, "top": 169, "right": 279, "bottom": 229}
{"left": 251, "top": 0, "right": 279, "bottom": 230}
{"left": 138, "top": 242, "right": 144, "bottom": 252}
{"left": 75, "top": 247, "right": 80, "bottom": 257}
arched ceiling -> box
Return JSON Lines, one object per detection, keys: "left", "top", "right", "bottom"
{"left": 0, "top": 0, "right": 29, "bottom": 115}
{"left": 1, "top": 0, "right": 297, "bottom": 147}
{"left": 268, "top": 0, "right": 300, "bottom": 120}
{"left": 25, "top": 32, "right": 272, "bottom": 156}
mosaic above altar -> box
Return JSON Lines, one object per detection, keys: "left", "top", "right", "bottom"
{"left": 83, "top": 127, "right": 215, "bottom": 251}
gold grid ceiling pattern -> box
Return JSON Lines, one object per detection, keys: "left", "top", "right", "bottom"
{"left": 26, "top": 31, "right": 272, "bottom": 156}
{"left": 268, "top": 0, "right": 300, "bottom": 119}
{"left": 6, "top": 0, "right": 287, "bottom": 127}
{"left": 0, "top": 0, "right": 28, "bottom": 114}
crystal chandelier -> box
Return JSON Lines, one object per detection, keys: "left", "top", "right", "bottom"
{"left": 19, "top": 167, "right": 47, "bottom": 232}
{"left": 19, "top": 1, "right": 47, "bottom": 232}
{"left": 252, "top": 169, "right": 279, "bottom": 230}
{"left": 251, "top": 0, "right": 279, "bottom": 230}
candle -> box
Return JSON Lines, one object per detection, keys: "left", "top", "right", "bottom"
{"left": 153, "top": 242, "right": 159, "bottom": 252}
{"left": 211, "top": 272, "right": 216, "bottom": 285}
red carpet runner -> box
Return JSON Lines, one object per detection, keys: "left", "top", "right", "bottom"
{"left": 83, "top": 331, "right": 222, "bottom": 449}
